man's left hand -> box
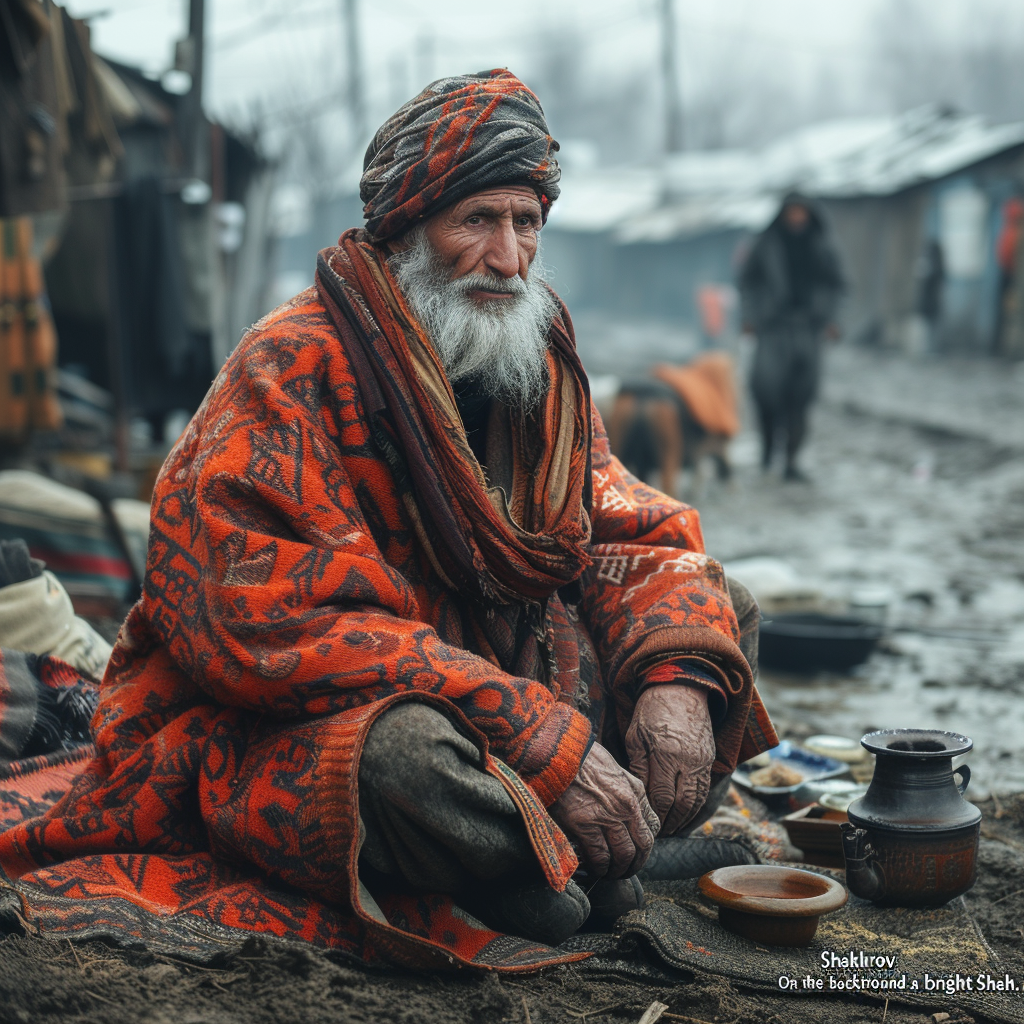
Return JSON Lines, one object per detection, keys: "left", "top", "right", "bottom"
{"left": 625, "top": 684, "right": 716, "bottom": 836}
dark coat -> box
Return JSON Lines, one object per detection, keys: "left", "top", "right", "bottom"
{"left": 739, "top": 198, "right": 845, "bottom": 334}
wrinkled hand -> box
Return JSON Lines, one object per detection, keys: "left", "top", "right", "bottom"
{"left": 548, "top": 742, "right": 660, "bottom": 879}
{"left": 625, "top": 684, "right": 716, "bottom": 836}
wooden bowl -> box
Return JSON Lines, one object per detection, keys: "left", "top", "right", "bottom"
{"left": 781, "top": 804, "right": 849, "bottom": 868}
{"left": 698, "top": 865, "right": 847, "bottom": 946}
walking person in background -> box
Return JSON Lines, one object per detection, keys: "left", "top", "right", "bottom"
{"left": 915, "top": 238, "right": 945, "bottom": 355}
{"left": 738, "top": 193, "right": 844, "bottom": 481}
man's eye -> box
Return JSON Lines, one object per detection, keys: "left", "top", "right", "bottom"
{"left": 466, "top": 215, "right": 482, "bottom": 225}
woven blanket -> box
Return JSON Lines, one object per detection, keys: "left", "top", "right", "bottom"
{"left": 607, "top": 874, "right": 1022, "bottom": 1023}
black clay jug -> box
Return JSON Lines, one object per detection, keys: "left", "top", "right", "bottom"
{"left": 841, "top": 729, "right": 980, "bottom": 907}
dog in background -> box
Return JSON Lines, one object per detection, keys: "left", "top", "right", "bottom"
{"left": 600, "top": 353, "right": 739, "bottom": 500}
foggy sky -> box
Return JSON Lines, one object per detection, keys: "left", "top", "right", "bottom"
{"left": 62, "top": 0, "right": 1024, "bottom": 182}
{"left": 66, "top": 0, "right": 883, "bottom": 119}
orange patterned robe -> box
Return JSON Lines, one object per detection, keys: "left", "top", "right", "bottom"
{"left": 0, "top": 260, "right": 775, "bottom": 970}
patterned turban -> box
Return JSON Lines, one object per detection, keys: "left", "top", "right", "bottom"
{"left": 359, "top": 69, "right": 561, "bottom": 242}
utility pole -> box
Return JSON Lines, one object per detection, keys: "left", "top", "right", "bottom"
{"left": 416, "top": 29, "right": 435, "bottom": 90}
{"left": 343, "top": 0, "right": 366, "bottom": 145}
{"left": 660, "top": 0, "right": 684, "bottom": 154}
{"left": 183, "top": 0, "right": 206, "bottom": 178}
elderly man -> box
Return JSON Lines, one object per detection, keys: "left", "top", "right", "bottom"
{"left": 0, "top": 72, "right": 774, "bottom": 971}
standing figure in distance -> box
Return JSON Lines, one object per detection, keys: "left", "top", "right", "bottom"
{"left": 738, "top": 193, "right": 844, "bottom": 481}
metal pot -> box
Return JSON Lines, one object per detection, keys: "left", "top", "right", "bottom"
{"left": 840, "top": 729, "right": 980, "bottom": 907}
{"left": 759, "top": 614, "right": 883, "bottom": 673}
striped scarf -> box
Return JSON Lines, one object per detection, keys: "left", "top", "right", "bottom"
{"left": 315, "top": 229, "right": 592, "bottom": 609}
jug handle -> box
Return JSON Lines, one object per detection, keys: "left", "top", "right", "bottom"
{"left": 954, "top": 765, "right": 971, "bottom": 795}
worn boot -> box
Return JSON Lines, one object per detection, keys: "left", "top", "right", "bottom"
{"left": 639, "top": 836, "right": 758, "bottom": 881}
{"left": 583, "top": 874, "right": 645, "bottom": 931}
{"left": 466, "top": 878, "right": 591, "bottom": 947}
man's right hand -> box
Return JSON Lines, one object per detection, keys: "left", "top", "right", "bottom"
{"left": 548, "top": 742, "right": 660, "bottom": 879}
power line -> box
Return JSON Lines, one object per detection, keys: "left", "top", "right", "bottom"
{"left": 210, "top": 1, "right": 334, "bottom": 52}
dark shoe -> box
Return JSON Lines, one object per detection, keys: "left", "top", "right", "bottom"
{"left": 783, "top": 465, "right": 811, "bottom": 483}
{"left": 582, "top": 875, "right": 644, "bottom": 931}
{"left": 467, "top": 878, "right": 590, "bottom": 946}
{"left": 638, "top": 836, "right": 758, "bottom": 881}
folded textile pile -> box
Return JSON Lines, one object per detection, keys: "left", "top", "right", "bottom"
{"left": 0, "top": 470, "right": 149, "bottom": 606}
{"left": 0, "top": 542, "right": 112, "bottom": 680}
{"left": 0, "top": 539, "right": 105, "bottom": 763}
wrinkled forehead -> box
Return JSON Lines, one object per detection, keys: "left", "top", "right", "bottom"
{"left": 451, "top": 186, "right": 543, "bottom": 212}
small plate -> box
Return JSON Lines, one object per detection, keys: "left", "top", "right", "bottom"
{"left": 819, "top": 786, "right": 868, "bottom": 813}
{"left": 792, "top": 778, "right": 867, "bottom": 810}
{"left": 733, "top": 741, "right": 848, "bottom": 800}
{"left": 803, "top": 734, "right": 868, "bottom": 763}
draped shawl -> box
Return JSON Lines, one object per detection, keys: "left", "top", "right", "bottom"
{"left": 315, "top": 229, "right": 592, "bottom": 607}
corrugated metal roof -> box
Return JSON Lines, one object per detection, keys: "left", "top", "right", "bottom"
{"left": 782, "top": 106, "right": 1024, "bottom": 197}
{"left": 550, "top": 106, "right": 1024, "bottom": 243}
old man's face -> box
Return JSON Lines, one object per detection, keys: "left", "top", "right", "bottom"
{"left": 389, "top": 186, "right": 555, "bottom": 410}
{"left": 422, "top": 186, "right": 542, "bottom": 292}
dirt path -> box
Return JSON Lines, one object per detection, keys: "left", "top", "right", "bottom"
{"left": 695, "top": 349, "right": 1024, "bottom": 797}
{"left": 580, "top": 320, "right": 1024, "bottom": 796}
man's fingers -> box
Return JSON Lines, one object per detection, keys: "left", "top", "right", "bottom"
{"left": 572, "top": 822, "right": 612, "bottom": 877}
{"left": 639, "top": 791, "right": 661, "bottom": 839}
{"left": 663, "top": 766, "right": 713, "bottom": 836}
{"left": 628, "top": 745, "right": 650, "bottom": 789}
{"left": 645, "top": 762, "right": 678, "bottom": 824}
{"left": 625, "top": 805, "right": 657, "bottom": 876}
{"left": 603, "top": 822, "right": 639, "bottom": 879}
{"left": 662, "top": 796, "right": 690, "bottom": 837}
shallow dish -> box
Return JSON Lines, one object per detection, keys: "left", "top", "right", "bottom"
{"left": 819, "top": 786, "right": 867, "bottom": 813}
{"left": 698, "top": 864, "right": 848, "bottom": 946}
{"left": 792, "top": 777, "right": 866, "bottom": 810}
{"left": 733, "top": 741, "right": 848, "bottom": 803}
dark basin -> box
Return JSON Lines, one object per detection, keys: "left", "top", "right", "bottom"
{"left": 759, "top": 613, "right": 883, "bottom": 673}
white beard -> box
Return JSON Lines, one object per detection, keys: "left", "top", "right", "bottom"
{"left": 389, "top": 229, "right": 556, "bottom": 410}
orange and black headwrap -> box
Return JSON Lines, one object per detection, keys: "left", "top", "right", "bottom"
{"left": 359, "top": 69, "right": 561, "bottom": 242}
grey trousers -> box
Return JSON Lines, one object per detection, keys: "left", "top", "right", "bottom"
{"left": 358, "top": 703, "right": 536, "bottom": 893}
{"left": 358, "top": 577, "right": 760, "bottom": 888}
{"left": 750, "top": 319, "right": 823, "bottom": 469}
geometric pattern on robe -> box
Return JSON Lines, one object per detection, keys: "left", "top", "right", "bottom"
{"left": 0, "top": 284, "right": 776, "bottom": 970}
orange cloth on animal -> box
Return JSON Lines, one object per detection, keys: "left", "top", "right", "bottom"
{"left": 653, "top": 352, "right": 740, "bottom": 438}
{"left": 0, "top": 248, "right": 774, "bottom": 971}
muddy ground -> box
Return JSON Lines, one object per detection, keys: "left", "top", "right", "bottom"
{"left": 2, "top": 335, "right": 1023, "bottom": 1022}
{"left": 688, "top": 343, "right": 1024, "bottom": 799}
{"left": 1, "top": 794, "right": 1021, "bottom": 1024}
{"left": 581, "top": 324, "right": 1024, "bottom": 797}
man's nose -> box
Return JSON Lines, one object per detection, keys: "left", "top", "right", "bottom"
{"left": 482, "top": 218, "right": 522, "bottom": 279}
